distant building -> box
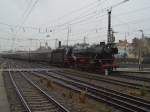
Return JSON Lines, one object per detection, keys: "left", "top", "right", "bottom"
{"left": 116, "top": 40, "right": 134, "bottom": 58}
{"left": 132, "top": 37, "right": 150, "bottom": 58}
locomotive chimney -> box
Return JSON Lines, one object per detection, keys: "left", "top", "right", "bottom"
{"left": 58, "top": 41, "right": 61, "bottom": 48}
{"left": 100, "top": 42, "right": 105, "bottom": 46}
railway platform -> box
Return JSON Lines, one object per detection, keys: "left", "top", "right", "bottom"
{"left": 0, "top": 69, "right": 10, "bottom": 112}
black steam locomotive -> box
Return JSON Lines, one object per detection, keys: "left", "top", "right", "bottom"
{"left": 2, "top": 42, "right": 118, "bottom": 72}
{"left": 51, "top": 42, "right": 118, "bottom": 72}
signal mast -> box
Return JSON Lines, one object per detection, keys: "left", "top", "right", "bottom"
{"left": 107, "top": 0, "right": 129, "bottom": 46}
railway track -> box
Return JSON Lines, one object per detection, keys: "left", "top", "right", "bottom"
{"left": 3, "top": 60, "right": 150, "bottom": 112}
{"left": 4, "top": 60, "right": 150, "bottom": 92}
{"left": 63, "top": 70, "right": 150, "bottom": 92}
{"left": 8, "top": 67, "right": 70, "bottom": 112}
{"left": 24, "top": 71, "right": 103, "bottom": 112}
{"left": 30, "top": 61, "right": 150, "bottom": 90}
{"left": 113, "top": 71, "right": 150, "bottom": 82}
{"left": 3, "top": 71, "right": 26, "bottom": 112}
{"left": 29, "top": 71, "right": 150, "bottom": 112}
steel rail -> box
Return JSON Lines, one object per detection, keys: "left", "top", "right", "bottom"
{"left": 63, "top": 70, "right": 150, "bottom": 92}
{"left": 47, "top": 71, "right": 150, "bottom": 112}
{"left": 19, "top": 71, "right": 70, "bottom": 112}
{"left": 112, "top": 73, "right": 150, "bottom": 82}
{"left": 28, "top": 71, "right": 136, "bottom": 112}
{"left": 52, "top": 71, "right": 150, "bottom": 105}
{"left": 31, "top": 71, "right": 149, "bottom": 112}
{"left": 8, "top": 66, "right": 31, "bottom": 112}
{"left": 8, "top": 63, "right": 70, "bottom": 112}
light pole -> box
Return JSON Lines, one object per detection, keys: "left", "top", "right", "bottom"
{"left": 55, "top": 38, "right": 58, "bottom": 49}
{"left": 139, "top": 30, "right": 144, "bottom": 39}
{"left": 138, "top": 30, "right": 144, "bottom": 71}
{"left": 67, "top": 25, "right": 71, "bottom": 48}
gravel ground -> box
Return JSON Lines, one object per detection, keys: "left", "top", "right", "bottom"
{"left": 25, "top": 72, "right": 117, "bottom": 112}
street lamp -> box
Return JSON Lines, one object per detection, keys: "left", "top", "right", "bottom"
{"left": 139, "top": 30, "right": 144, "bottom": 39}
{"left": 138, "top": 30, "right": 144, "bottom": 71}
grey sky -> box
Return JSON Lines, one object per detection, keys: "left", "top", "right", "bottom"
{"left": 0, "top": 0, "right": 150, "bottom": 51}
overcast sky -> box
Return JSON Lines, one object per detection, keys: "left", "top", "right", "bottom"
{"left": 0, "top": 0, "right": 150, "bottom": 51}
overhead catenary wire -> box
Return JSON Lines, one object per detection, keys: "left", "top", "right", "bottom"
{"left": 48, "top": 0, "right": 106, "bottom": 23}
{"left": 0, "top": 1, "right": 125, "bottom": 36}
{"left": 1, "top": 0, "right": 150, "bottom": 51}
{"left": 0, "top": 12, "right": 107, "bottom": 34}
{"left": 19, "top": 0, "right": 33, "bottom": 23}
{"left": 11, "top": 0, "right": 40, "bottom": 51}
{"left": 40, "top": 0, "right": 109, "bottom": 29}
{"left": 1, "top": 15, "right": 150, "bottom": 40}
{"left": 0, "top": 4, "right": 150, "bottom": 34}
{"left": 113, "top": 5, "right": 150, "bottom": 17}
{"left": 52, "top": 16, "right": 150, "bottom": 39}
{"left": 20, "top": 0, "right": 40, "bottom": 27}
{"left": 1, "top": 16, "right": 150, "bottom": 46}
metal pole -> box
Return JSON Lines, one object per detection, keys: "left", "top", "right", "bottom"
{"left": 125, "top": 32, "right": 127, "bottom": 63}
{"left": 106, "top": 0, "right": 129, "bottom": 44}
{"left": 83, "top": 36, "right": 86, "bottom": 44}
{"left": 29, "top": 48, "right": 30, "bottom": 62}
{"left": 107, "top": 10, "right": 112, "bottom": 44}
{"left": 140, "top": 30, "right": 144, "bottom": 39}
{"left": 67, "top": 26, "right": 70, "bottom": 47}
{"left": 55, "top": 38, "right": 58, "bottom": 49}
{"left": 138, "top": 48, "right": 142, "bottom": 71}
{"left": 40, "top": 42, "right": 41, "bottom": 48}
{"left": 138, "top": 30, "right": 144, "bottom": 71}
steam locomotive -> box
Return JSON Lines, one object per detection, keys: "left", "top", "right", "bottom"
{"left": 51, "top": 42, "right": 118, "bottom": 72}
{"left": 2, "top": 42, "right": 118, "bottom": 72}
